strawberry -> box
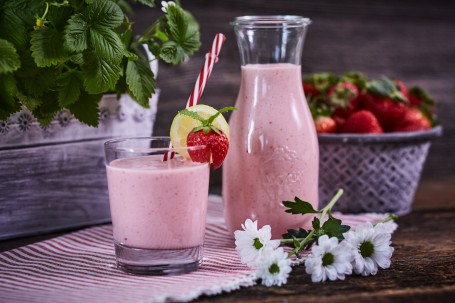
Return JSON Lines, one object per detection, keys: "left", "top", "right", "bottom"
{"left": 179, "top": 106, "right": 236, "bottom": 170}
{"left": 341, "top": 110, "right": 383, "bottom": 134}
{"left": 187, "top": 129, "right": 229, "bottom": 169}
{"left": 363, "top": 77, "right": 410, "bottom": 131}
{"left": 394, "top": 80, "right": 410, "bottom": 101}
{"left": 327, "top": 81, "right": 360, "bottom": 118}
{"left": 303, "top": 83, "right": 321, "bottom": 100}
{"left": 392, "top": 107, "right": 431, "bottom": 132}
{"left": 314, "top": 116, "right": 337, "bottom": 134}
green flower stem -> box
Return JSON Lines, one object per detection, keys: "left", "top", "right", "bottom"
{"left": 373, "top": 214, "right": 398, "bottom": 226}
{"left": 285, "top": 188, "right": 344, "bottom": 258}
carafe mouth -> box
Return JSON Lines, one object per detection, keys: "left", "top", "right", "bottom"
{"left": 231, "top": 15, "right": 311, "bottom": 28}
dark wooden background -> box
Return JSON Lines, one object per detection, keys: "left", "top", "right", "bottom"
{"left": 133, "top": 0, "right": 455, "bottom": 199}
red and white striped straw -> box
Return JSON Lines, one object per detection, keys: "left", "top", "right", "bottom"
{"left": 164, "top": 33, "right": 226, "bottom": 161}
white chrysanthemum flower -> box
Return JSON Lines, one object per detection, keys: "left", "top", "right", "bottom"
{"left": 304, "top": 235, "right": 353, "bottom": 282}
{"left": 257, "top": 247, "right": 292, "bottom": 287}
{"left": 234, "top": 219, "right": 280, "bottom": 267}
{"left": 343, "top": 222, "right": 394, "bottom": 276}
{"left": 161, "top": 1, "right": 176, "bottom": 13}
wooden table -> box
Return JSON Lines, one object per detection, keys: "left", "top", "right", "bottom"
{"left": 1, "top": 179, "right": 454, "bottom": 302}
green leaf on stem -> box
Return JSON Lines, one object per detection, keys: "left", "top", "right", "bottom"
{"left": 31, "top": 27, "right": 68, "bottom": 67}
{"left": 68, "top": 92, "right": 102, "bottom": 127}
{"left": 283, "top": 197, "right": 320, "bottom": 215}
{"left": 126, "top": 58, "right": 155, "bottom": 108}
{"left": 0, "top": 39, "right": 21, "bottom": 74}
{"left": 321, "top": 217, "right": 351, "bottom": 241}
{"left": 282, "top": 228, "right": 309, "bottom": 248}
{"left": 57, "top": 70, "right": 83, "bottom": 107}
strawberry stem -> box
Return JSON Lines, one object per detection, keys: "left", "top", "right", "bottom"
{"left": 178, "top": 106, "right": 237, "bottom": 133}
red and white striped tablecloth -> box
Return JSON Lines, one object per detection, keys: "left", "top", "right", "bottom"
{"left": 0, "top": 196, "right": 387, "bottom": 303}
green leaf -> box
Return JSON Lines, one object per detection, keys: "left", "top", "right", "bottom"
{"left": 89, "top": 26, "right": 124, "bottom": 62}
{"left": 0, "top": 74, "right": 20, "bottom": 120}
{"left": 304, "top": 72, "right": 338, "bottom": 92}
{"left": 312, "top": 217, "right": 320, "bottom": 230}
{"left": 367, "top": 76, "right": 407, "bottom": 103}
{"left": 159, "top": 40, "right": 185, "bottom": 64}
{"left": 0, "top": 39, "right": 20, "bottom": 74}
{"left": 321, "top": 217, "right": 351, "bottom": 241}
{"left": 19, "top": 67, "right": 58, "bottom": 97}
{"left": 282, "top": 228, "right": 309, "bottom": 248}
{"left": 166, "top": 4, "right": 200, "bottom": 55}
{"left": 126, "top": 58, "right": 155, "bottom": 108}
{"left": 0, "top": 8, "right": 28, "bottom": 50}
{"left": 57, "top": 70, "right": 83, "bottom": 107}
{"left": 205, "top": 106, "right": 237, "bottom": 125}
{"left": 136, "top": 0, "right": 156, "bottom": 8}
{"left": 82, "top": 51, "right": 121, "bottom": 93}
{"left": 30, "top": 27, "right": 68, "bottom": 67}
{"left": 47, "top": 5, "right": 73, "bottom": 31}
{"left": 84, "top": 0, "right": 124, "bottom": 28}
{"left": 283, "top": 197, "right": 321, "bottom": 215}
{"left": 68, "top": 92, "right": 102, "bottom": 127}
{"left": 31, "top": 91, "right": 61, "bottom": 126}
{"left": 340, "top": 72, "right": 367, "bottom": 90}
{"left": 64, "top": 14, "right": 89, "bottom": 52}
{"left": 178, "top": 108, "right": 205, "bottom": 122}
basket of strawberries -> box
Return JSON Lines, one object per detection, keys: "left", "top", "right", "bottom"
{"left": 305, "top": 72, "right": 442, "bottom": 215}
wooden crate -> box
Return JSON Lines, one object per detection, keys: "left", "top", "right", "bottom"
{"left": 0, "top": 93, "right": 159, "bottom": 240}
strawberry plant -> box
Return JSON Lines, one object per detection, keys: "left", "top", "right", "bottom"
{"left": 0, "top": 0, "right": 201, "bottom": 126}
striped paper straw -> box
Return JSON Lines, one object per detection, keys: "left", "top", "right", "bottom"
{"left": 163, "top": 33, "right": 227, "bottom": 161}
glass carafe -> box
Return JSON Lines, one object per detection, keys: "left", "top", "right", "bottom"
{"left": 222, "top": 16, "right": 319, "bottom": 238}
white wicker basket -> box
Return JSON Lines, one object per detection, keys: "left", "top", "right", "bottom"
{"left": 318, "top": 126, "right": 442, "bottom": 215}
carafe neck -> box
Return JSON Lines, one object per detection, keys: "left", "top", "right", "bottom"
{"left": 232, "top": 16, "right": 311, "bottom": 66}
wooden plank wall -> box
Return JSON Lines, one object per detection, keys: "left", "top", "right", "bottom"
{"left": 132, "top": 0, "right": 455, "bottom": 190}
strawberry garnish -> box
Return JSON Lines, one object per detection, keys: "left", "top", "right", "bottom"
{"left": 341, "top": 110, "right": 383, "bottom": 134}
{"left": 178, "top": 106, "right": 236, "bottom": 169}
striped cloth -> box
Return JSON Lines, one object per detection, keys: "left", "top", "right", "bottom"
{"left": 0, "top": 196, "right": 388, "bottom": 303}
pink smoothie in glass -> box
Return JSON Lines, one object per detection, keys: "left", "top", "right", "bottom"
{"left": 106, "top": 155, "right": 210, "bottom": 249}
{"left": 222, "top": 63, "right": 319, "bottom": 238}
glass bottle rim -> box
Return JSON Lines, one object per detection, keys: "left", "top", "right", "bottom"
{"left": 231, "top": 15, "right": 311, "bottom": 28}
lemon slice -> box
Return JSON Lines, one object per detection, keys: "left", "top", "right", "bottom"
{"left": 170, "top": 104, "right": 230, "bottom": 159}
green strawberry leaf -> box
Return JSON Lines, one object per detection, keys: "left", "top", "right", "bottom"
{"left": 0, "top": 74, "right": 20, "bottom": 120}
{"left": 283, "top": 197, "right": 321, "bottom": 215}
{"left": 0, "top": 39, "right": 21, "bottom": 74}
{"left": 126, "top": 58, "right": 155, "bottom": 108}
{"left": 0, "top": 7, "right": 28, "bottom": 51}
{"left": 159, "top": 40, "right": 185, "bottom": 64}
{"left": 89, "top": 26, "right": 124, "bottom": 62}
{"left": 340, "top": 72, "right": 367, "bottom": 90}
{"left": 31, "top": 91, "right": 61, "bottom": 126}
{"left": 64, "top": 14, "right": 89, "bottom": 52}
{"left": 57, "top": 70, "right": 83, "bottom": 107}
{"left": 30, "top": 27, "right": 68, "bottom": 67}
{"left": 304, "top": 72, "right": 338, "bottom": 92}
{"left": 82, "top": 51, "right": 121, "bottom": 94}
{"left": 178, "top": 108, "right": 205, "bottom": 122}
{"left": 84, "top": 0, "right": 124, "bottom": 29}
{"left": 367, "top": 76, "right": 407, "bottom": 103}
{"left": 68, "top": 92, "right": 102, "bottom": 127}
{"left": 136, "top": 0, "right": 156, "bottom": 8}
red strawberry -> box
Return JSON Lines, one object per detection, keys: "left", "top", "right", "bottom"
{"left": 394, "top": 80, "right": 410, "bottom": 101}
{"left": 179, "top": 106, "right": 236, "bottom": 170}
{"left": 187, "top": 130, "right": 229, "bottom": 169}
{"left": 363, "top": 94, "right": 408, "bottom": 131}
{"left": 341, "top": 110, "right": 383, "bottom": 134}
{"left": 303, "top": 83, "right": 321, "bottom": 100}
{"left": 327, "top": 82, "right": 360, "bottom": 118}
{"left": 314, "top": 116, "right": 337, "bottom": 134}
{"left": 392, "top": 108, "right": 431, "bottom": 132}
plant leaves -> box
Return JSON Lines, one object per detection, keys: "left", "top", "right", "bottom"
{"left": 57, "top": 70, "right": 82, "bottom": 107}
{"left": 0, "top": 74, "right": 20, "bottom": 120}
{"left": 19, "top": 67, "right": 58, "bottom": 97}
{"left": 321, "top": 217, "right": 351, "bottom": 241}
{"left": 0, "top": 39, "right": 21, "bottom": 74}
{"left": 64, "top": 14, "right": 89, "bottom": 52}
{"left": 31, "top": 91, "right": 61, "bottom": 126}
{"left": 68, "top": 92, "right": 102, "bottom": 127}
{"left": 178, "top": 108, "right": 205, "bottom": 122}
{"left": 0, "top": 6, "right": 28, "bottom": 50}
{"left": 282, "top": 228, "right": 309, "bottom": 248}
{"left": 126, "top": 58, "right": 155, "bottom": 108}
{"left": 82, "top": 51, "right": 121, "bottom": 94}
{"left": 31, "top": 27, "right": 68, "bottom": 67}
{"left": 89, "top": 26, "right": 124, "bottom": 62}
{"left": 312, "top": 217, "right": 321, "bottom": 230}
{"left": 159, "top": 40, "right": 185, "bottom": 64}
{"left": 283, "top": 197, "right": 320, "bottom": 215}
{"left": 136, "top": 0, "right": 156, "bottom": 8}
{"left": 84, "top": 0, "right": 124, "bottom": 29}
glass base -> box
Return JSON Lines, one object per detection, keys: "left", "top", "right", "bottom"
{"left": 114, "top": 242, "right": 203, "bottom": 275}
